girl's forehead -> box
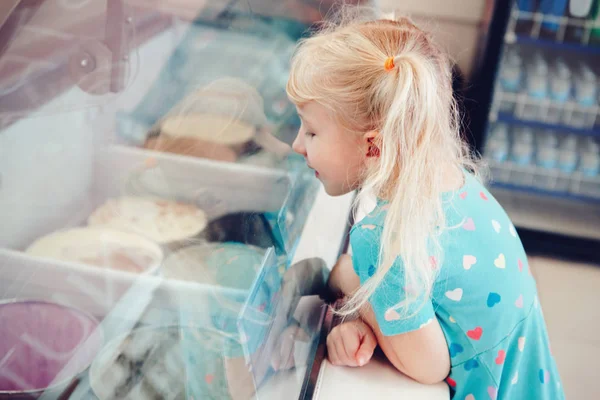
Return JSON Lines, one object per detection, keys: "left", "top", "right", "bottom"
{"left": 297, "top": 102, "right": 332, "bottom": 122}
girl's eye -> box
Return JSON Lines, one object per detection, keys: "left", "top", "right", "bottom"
{"left": 305, "top": 132, "right": 316, "bottom": 138}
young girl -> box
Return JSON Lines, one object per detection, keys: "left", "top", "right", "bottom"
{"left": 285, "top": 11, "right": 564, "bottom": 400}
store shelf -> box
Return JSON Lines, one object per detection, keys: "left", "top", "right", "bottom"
{"left": 496, "top": 112, "right": 600, "bottom": 137}
{"left": 487, "top": 159, "right": 600, "bottom": 202}
{"left": 491, "top": 181, "right": 599, "bottom": 203}
{"left": 508, "top": 8, "right": 600, "bottom": 47}
{"left": 513, "top": 34, "right": 600, "bottom": 54}
{"left": 490, "top": 186, "right": 600, "bottom": 241}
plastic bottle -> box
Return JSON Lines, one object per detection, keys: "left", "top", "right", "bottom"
{"left": 536, "top": 130, "right": 559, "bottom": 168}
{"left": 499, "top": 47, "right": 523, "bottom": 115}
{"left": 500, "top": 47, "right": 524, "bottom": 92}
{"left": 547, "top": 58, "right": 572, "bottom": 123}
{"left": 568, "top": 63, "right": 597, "bottom": 127}
{"left": 573, "top": 63, "right": 598, "bottom": 106}
{"left": 591, "top": 0, "right": 600, "bottom": 44}
{"left": 579, "top": 137, "right": 600, "bottom": 176}
{"left": 511, "top": 126, "right": 536, "bottom": 165}
{"left": 565, "top": 0, "right": 595, "bottom": 42}
{"left": 485, "top": 123, "right": 511, "bottom": 163}
{"left": 522, "top": 52, "right": 549, "bottom": 121}
{"left": 558, "top": 134, "right": 579, "bottom": 173}
{"left": 577, "top": 136, "right": 600, "bottom": 198}
{"left": 554, "top": 134, "right": 579, "bottom": 192}
{"left": 516, "top": 0, "right": 539, "bottom": 34}
{"left": 533, "top": 130, "right": 559, "bottom": 190}
{"left": 539, "top": 0, "right": 569, "bottom": 38}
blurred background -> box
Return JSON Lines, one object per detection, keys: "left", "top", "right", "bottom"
{"left": 0, "top": 0, "right": 598, "bottom": 399}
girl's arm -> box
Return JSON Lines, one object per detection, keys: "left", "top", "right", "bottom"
{"left": 329, "top": 255, "right": 450, "bottom": 385}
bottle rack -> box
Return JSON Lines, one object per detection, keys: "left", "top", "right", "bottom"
{"left": 487, "top": 158, "right": 600, "bottom": 200}
{"left": 492, "top": 90, "right": 600, "bottom": 135}
{"left": 484, "top": 1, "right": 600, "bottom": 203}
{"left": 507, "top": 7, "right": 600, "bottom": 47}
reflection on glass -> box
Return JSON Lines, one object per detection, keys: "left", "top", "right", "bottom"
{"left": 0, "top": 0, "right": 373, "bottom": 398}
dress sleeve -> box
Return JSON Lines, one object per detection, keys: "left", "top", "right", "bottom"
{"left": 349, "top": 224, "right": 436, "bottom": 336}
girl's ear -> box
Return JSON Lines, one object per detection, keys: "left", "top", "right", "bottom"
{"left": 364, "top": 131, "right": 380, "bottom": 158}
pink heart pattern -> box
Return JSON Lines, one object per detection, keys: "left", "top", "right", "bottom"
{"left": 515, "top": 294, "right": 524, "bottom": 308}
{"left": 495, "top": 350, "right": 506, "bottom": 365}
{"left": 463, "top": 218, "right": 476, "bottom": 231}
{"left": 487, "top": 386, "right": 497, "bottom": 400}
{"left": 429, "top": 256, "right": 438, "bottom": 270}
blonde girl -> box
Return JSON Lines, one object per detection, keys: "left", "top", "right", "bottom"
{"left": 286, "top": 9, "right": 564, "bottom": 400}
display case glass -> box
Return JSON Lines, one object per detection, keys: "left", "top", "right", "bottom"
{"left": 0, "top": 1, "right": 361, "bottom": 398}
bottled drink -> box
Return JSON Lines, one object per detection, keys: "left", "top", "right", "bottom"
{"left": 522, "top": 53, "right": 549, "bottom": 121}
{"left": 534, "top": 130, "right": 559, "bottom": 190}
{"left": 516, "top": 0, "right": 539, "bottom": 35}
{"left": 500, "top": 47, "right": 524, "bottom": 92}
{"left": 568, "top": 63, "right": 597, "bottom": 127}
{"left": 558, "top": 134, "right": 579, "bottom": 173}
{"left": 536, "top": 130, "right": 559, "bottom": 168}
{"left": 511, "top": 126, "right": 536, "bottom": 165}
{"left": 579, "top": 137, "right": 600, "bottom": 176}
{"left": 573, "top": 63, "right": 598, "bottom": 106}
{"left": 539, "top": 0, "right": 569, "bottom": 39}
{"left": 499, "top": 47, "right": 523, "bottom": 115}
{"left": 591, "top": 0, "right": 600, "bottom": 44}
{"left": 565, "top": 0, "right": 595, "bottom": 43}
{"left": 555, "top": 134, "right": 579, "bottom": 192}
{"left": 486, "top": 123, "right": 511, "bottom": 163}
{"left": 547, "top": 58, "right": 572, "bottom": 123}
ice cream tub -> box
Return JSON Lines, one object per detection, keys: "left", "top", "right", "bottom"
{"left": 89, "top": 325, "right": 241, "bottom": 400}
{"left": 25, "top": 227, "right": 164, "bottom": 275}
{"left": 0, "top": 299, "right": 104, "bottom": 399}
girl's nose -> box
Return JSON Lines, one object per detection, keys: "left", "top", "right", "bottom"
{"left": 292, "top": 131, "right": 307, "bottom": 157}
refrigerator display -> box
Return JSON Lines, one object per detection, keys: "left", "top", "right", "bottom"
{"left": 469, "top": 0, "right": 600, "bottom": 257}
{"left": 0, "top": 1, "right": 363, "bottom": 398}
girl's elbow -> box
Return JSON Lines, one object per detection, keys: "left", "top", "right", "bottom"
{"left": 390, "top": 356, "right": 450, "bottom": 385}
{"left": 412, "top": 367, "right": 450, "bottom": 385}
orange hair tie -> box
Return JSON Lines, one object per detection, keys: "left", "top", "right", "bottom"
{"left": 384, "top": 57, "right": 396, "bottom": 71}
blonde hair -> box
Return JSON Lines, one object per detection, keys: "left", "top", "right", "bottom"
{"left": 286, "top": 8, "right": 479, "bottom": 317}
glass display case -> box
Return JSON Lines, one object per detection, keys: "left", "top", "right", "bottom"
{"left": 0, "top": 1, "right": 361, "bottom": 398}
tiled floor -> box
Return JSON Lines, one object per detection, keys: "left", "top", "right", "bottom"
{"left": 529, "top": 256, "right": 600, "bottom": 399}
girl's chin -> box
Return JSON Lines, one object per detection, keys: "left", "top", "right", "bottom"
{"left": 321, "top": 181, "right": 354, "bottom": 197}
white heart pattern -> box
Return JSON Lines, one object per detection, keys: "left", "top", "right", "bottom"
{"left": 419, "top": 318, "right": 434, "bottom": 329}
{"left": 445, "top": 288, "right": 463, "bottom": 302}
{"left": 512, "top": 372, "right": 519, "bottom": 385}
{"left": 518, "top": 336, "right": 526, "bottom": 352}
{"left": 463, "top": 255, "right": 477, "bottom": 270}
{"left": 492, "top": 219, "right": 501, "bottom": 233}
{"left": 384, "top": 308, "right": 401, "bottom": 321}
{"left": 509, "top": 224, "right": 517, "bottom": 237}
{"left": 494, "top": 253, "right": 506, "bottom": 269}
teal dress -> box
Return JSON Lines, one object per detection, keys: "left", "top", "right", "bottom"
{"left": 350, "top": 172, "right": 564, "bottom": 400}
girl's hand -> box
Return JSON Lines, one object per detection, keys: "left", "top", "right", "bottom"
{"left": 326, "top": 319, "right": 377, "bottom": 367}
